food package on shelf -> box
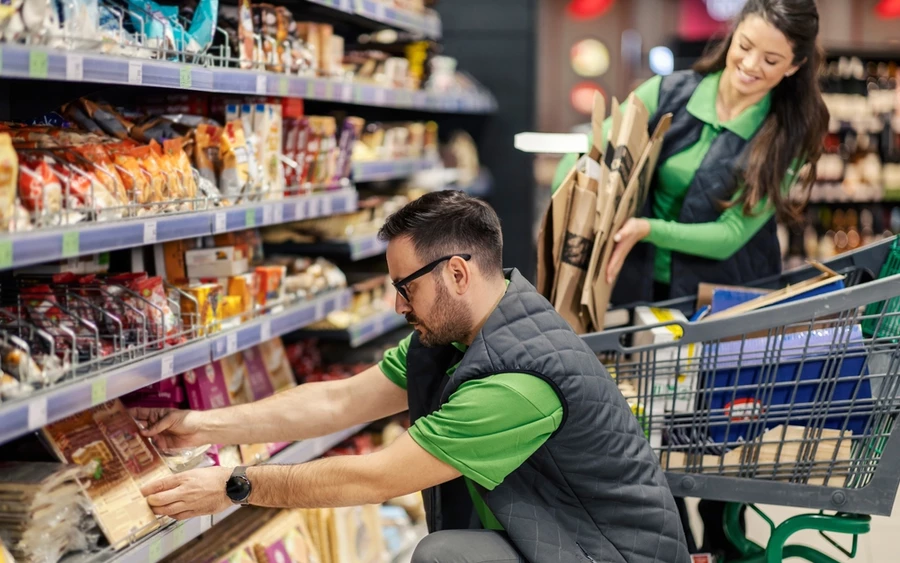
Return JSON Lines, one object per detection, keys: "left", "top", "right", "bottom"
{"left": 258, "top": 338, "right": 296, "bottom": 392}
{"left": 42, "top": 399, "right": 172, "bottom": 548}
{"left": 0, "top": 462, "right": 97, "bottom": 563}
{"left": 184, "top": 354, "right": 250, "bottom": 411}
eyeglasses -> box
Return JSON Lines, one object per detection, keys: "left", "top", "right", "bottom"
{"left": 393, "top": 254, "right": 472, "bottom": 302}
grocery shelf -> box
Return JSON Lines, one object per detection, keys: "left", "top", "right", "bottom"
{"left": 266, "top": 233, "right": 388, "bottom": 261}
{"left": 0, "top": 288, "right": 352, "bottom": 446}
{"left": 307, "top": 0, "right": 441, "bottom": 39}
{"left": 0, "top": 189, "right": 358, "bottom": 271}
{"left": 352, "top": 158, "right": 441, "bottom": 182}
{"left": 0, "top": 45, "right": 494, "bottom": 113}
{"left": 299, "top": 308, "right": 408, "bottom": 347}
{"left": 76, "top": 424, "right": 368, "bottom": 563}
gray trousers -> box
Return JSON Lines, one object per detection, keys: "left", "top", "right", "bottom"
{"left": 412, "top": 530, "right": 526, "bottom": 563}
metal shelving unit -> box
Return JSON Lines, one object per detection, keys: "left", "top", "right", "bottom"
{"left": 307, "top": 0, "right": 441, "bottom": 38}
{"left": 352, "top": 158, "right": 441, "bottom": 183}
{"left": 0, "top": 189, "right": 358, "bottom": 271}
{"left": 0, "top": 45, "right": 494, "bottom": 113}
{"left": 266, "top": 232, "right": 388, "bottom": 262}
{"left": 0, "top": 288, "right": 352, "bottom": 445}
{"left": 297, "top": 308, "right": 407, "bottom": 348}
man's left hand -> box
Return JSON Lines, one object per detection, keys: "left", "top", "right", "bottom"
{"left": 141, "top": 466, "right": 233, "bottom": 520}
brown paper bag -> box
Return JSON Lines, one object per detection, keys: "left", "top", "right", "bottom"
{"left": 553, "top": 181, "right": 598, "bottom": 333}
{"left": 589, "top": 113, "right": 673, "bottom": 329}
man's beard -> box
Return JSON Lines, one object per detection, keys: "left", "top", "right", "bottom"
{"left": 406, "top": 278, "right": 472, "bottom": 347}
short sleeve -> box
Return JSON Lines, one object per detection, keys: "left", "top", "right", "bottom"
{"left": 378, "top": 332, "right": 413, "bottom": 390}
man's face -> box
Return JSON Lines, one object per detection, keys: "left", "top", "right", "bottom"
{"left": 386, "top": 237, "right": 472, "bottom": 347}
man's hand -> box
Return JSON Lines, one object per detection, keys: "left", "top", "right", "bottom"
{"left": 129, "top": 408, "right": 207, "bottom": 452}
{"left": 141, "top": 466, "right": 233, "bottom": 520}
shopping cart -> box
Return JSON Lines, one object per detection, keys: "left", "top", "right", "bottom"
{"left": 580, "top": 237, "right": 900, "bottom": 563}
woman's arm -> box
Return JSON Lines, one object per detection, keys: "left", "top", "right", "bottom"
{"left": 644, "top": 162, "right": 802, "bottom": 260}
{"left": 550, "top": 75, "right": 664, "bottom": 193}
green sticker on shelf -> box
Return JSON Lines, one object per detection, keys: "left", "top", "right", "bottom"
{"left": 306, "top": 80, "right": 315, "bottom": 98}
{"left": 173, "top": 522, "right": 186, "bottom": 546}
{"left": 61, "top": 232, "right": 79, "bottom": 258}
{"left": 0, "top": 240, "right": 11, "bottom": 268}
{"left": 353, "top": 84, "right": 363, "bottom": 102}
{"left": 279, "top": 76, "right": 289, "bottom": 96}
{"left": 325, "top": 81, "right": 334, "bottom": 99}
{"left": 29, "top": 51, "right": 48, "bottom": 79}
{"left": 148, "top": 538, "right": 163, "bottom": 563}
{"left": 245, "top": 208, "right": 256, "bottom": 227}
{"left": 91, "top": 379, "right": 106, "bottom": 406}
{"left": 180, "top": 66, "right": 192, "bottom": 88}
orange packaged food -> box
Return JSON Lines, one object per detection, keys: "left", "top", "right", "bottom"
{"left": 130, "top": 146, "right": 165, "bottom": 204}
{"left": 164, "top": 138, "right": 197, "bottom": 200}
{"left": 181, "top": 283, "right": 223, "bottom": 337}
{"left": 228, "top": 272, "right": 258, "bottom": 319}
{"left": 255, "top": 265, "right": 286, "bottom": 306}
{"left": 73, "top": 144, "right": 128, "bottom": 205}
{"left": 193, "top": 124, "right": 220, "bottom": 185}
{"left": 17, "top": 153, "right": 62, "bottom": 215}
{"left": 112, "top": 151, "right": 149, "bottom": 205}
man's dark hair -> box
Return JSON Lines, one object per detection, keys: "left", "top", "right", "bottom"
{"left": 378, "top": 190, "right": 503, "bottom": 278}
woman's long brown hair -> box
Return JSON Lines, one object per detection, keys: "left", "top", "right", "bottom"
{"left": 693, "top": 0, "right": 829, "bottom": 224}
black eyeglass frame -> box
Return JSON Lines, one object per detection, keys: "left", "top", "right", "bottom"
{"left": 392, "top": 254, "right": 472, "bottom": 302}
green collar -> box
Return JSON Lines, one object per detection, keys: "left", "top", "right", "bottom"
{"left": 686, "top": 70, "right": 771, "bottom": 140}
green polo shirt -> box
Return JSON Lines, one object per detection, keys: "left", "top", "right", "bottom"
{"left": 379, "top": 331, "right": 563, "bottom": 531}
{"left": 551, "top": 71, "right": 800, "bottom": 284}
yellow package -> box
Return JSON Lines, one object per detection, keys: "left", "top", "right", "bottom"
{"left": 219, "top": 120, "right": 251, "bottom": 201}
{"left": 181, "top": 283, "right": 222, "bottom": 336}
{"left": 0, "top": 133, "right": 17, "bottom": 231}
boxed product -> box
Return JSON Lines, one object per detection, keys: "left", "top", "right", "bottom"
{"left": 258, "top": 338, "right": 296, "bottom": 392}
{"left": 631, "top": 307, "right": 701, "bottom": 414}
{"left": 242, "top": 344, "right": 276, "bottom": 400}
{"left": 184, "top": 354, "right": 250, "bottom": 410}
{"left": 180, "top": 282, "right": 223, "bottom": 336}
{"left": 186, "top": 246, "right": 250, "bottom": 279}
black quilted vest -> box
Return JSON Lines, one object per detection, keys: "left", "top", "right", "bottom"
{"left": 612, "top": 70, "right": 782, "bottom": 306}
{"left": 407, "top": 269, "right": 690, "bottom": 563}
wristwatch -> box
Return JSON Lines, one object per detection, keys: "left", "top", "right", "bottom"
{"left": 225, "top": 466, "right": 252, "bottom": 505}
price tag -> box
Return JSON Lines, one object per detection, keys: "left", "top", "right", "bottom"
{"left": 374, "top": 88, "right": 387, "bottom": 106}
{"left": 260, "top": 320, "right": 271, "bottom": 342}
{"left": 91, "top": 379, "right": 107, "bottom": 406}
{"left": 61, "top": 232, "right": 79, "bottom": 258}
{"left": 245, "top": 208, "right": 256, "bottom": 227}
{"left": 161, "top": 355, "right": 175, "bottom": 380}
{"left": 0, "top": 46, "right": 4, "bottom": 74}
{"left": 341, "top": 84, "right": 353, "bottom": 103}
{"left": 143, "top": 221, "right": 157, "bottom": 244}
{"left": 353, "top": 84, "right": 363, "bottom": 102}
{"left": 180, "top": 66, "right": 192, "bottom": 88}
{"left": 262, "top": 205, "right": 273, "bottom": 225}
{"left": 128, "top": 61, "right": 143, "bottom": 84}
{"left": 148, "top": 538, "right": 163, "bottom": 563}
{"left": 226, "top": 332, "right": 238, "bottom": 355}
{"left": 374, "top": 1, "right": 386, "bottom": 19}
{"left": 28, "top": 399, "right": 47, "bottom": 430}
{"left": 214, "top": 212, "right": 227, "bottom": 233}
{"left": 256, "top": 74, "right": 267, "bottom": 94}
{"left": 0, "top": 240, "right": 12, "bottom": 268}
{"left": 66, "top": 54, "right": 84, "bottom": 80}
{"left": 173, "top": 522, "right": 186, "bottom": 546}
{"left": 279, "top": 77, "right": 289, "bottom": 96}
{"left": 294, "top": 202, "right": 305, "bottom": 220}
{"left": 29, "top": 51, "right": 48, "bottom": 79}
{"left": 322, "top": 197, "right": 333, "bottom": 216}
{"left": 273, "top": 204, "right": 283, "bottom": 224}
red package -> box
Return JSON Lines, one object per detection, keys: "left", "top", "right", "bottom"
{"left": 130, "top": 276, "right": 182, "bottom": 346}
{"left": 18, "top": 154, "right": 62, "bottom": 214}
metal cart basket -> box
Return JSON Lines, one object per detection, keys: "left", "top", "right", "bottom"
{"left": 580, "top": 237, "right": 900, "bottom": 563}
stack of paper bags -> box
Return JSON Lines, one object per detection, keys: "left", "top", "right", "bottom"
{"left": 537, "top": 91, "right": 672, "bottom": 333}
{"left": 0, "top": 462, "right": 94, "bottom": 562}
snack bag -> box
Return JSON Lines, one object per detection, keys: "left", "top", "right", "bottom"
{"left": 219, "top": 120, "right": 251, "bottom": 201}
{"left": 112, "top": 151, "right": 149, "bottom": 204}
{"left": 193, "top": 124, "right": 221, "bottom": 186}
{"left": 18, "top": 153, "right": 62, "bottom": 218}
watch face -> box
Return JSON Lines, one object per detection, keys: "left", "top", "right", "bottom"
{"left": 226, "top": 475, "right": 252, "bottom": 502}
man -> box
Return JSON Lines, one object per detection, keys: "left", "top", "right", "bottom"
{"left": 134, "top": 191, "right": 690, "bottom": 563}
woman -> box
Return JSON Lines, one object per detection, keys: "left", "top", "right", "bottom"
{"left": 551, "top": 0, "right": 828, "bottom": 558}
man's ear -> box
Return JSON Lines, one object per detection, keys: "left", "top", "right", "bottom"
{"left": 447, "top": 255, "right": 471, "bottom": 294}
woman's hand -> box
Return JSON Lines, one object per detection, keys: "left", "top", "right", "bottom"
{"left": 607, "top": 218, "right": 651, "bottom": 284}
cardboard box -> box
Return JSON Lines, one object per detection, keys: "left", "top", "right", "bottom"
{"left": 631, "top": 307, "right": 701, "bottom": 414}
{"left": 242, "top": 345, "right": 276, "bottom": 400}
{"left": 186, "top": 246, "right": 250, "bottom": 279}
{"left": 259, "top": 338, "right": 297, "bottom": 392}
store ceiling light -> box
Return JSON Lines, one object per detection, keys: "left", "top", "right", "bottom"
{"left": 571, "top": 81, "right": 605, "bottom": 115}
{"left": 876, "top": 0, "right": 900, "bottom": 18}
{"left": 705, "top": 0, "right": 746, "bottom": 21}
{"left": 570, "top": 39, "right": 610, "bottom": 77}
{"left": 649, "top": 46, "right": 674, "bottom": 76}
{"left": 567, "top": 0, "right": 615, "bottom": 21}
